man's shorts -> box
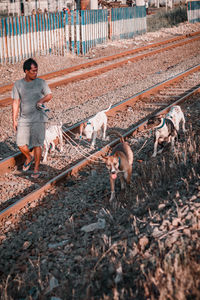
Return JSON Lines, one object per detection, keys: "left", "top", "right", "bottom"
{"left": 16, "top": 123, "right": 45, "bottom": 147}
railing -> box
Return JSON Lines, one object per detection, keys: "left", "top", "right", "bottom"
{"left": 0, "top": 7, "right": 146, "bottom": 64}
{"left": 111, "top": 7, "right": 146, "bottom": 40}
{"left": 187, "top": 0, "right": 200, "bottom": 23}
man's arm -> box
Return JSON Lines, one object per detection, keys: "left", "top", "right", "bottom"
{"left": 12, "top": 99, "right": 20, "bottom": 131}
{"left": 37, "top": 93, "right": 52, "bottom": 105}
{"left": 37, "top": 80, "right": 52, "bottom": 105}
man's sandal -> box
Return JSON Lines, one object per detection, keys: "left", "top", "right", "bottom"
{"left": 23, "top": 156, "right": 34, "bottom": 172}
{"left": 31, "top": 172, "right": 42, "bottom": 179}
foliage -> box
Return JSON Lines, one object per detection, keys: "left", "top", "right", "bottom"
{"left": 147, "top": 6, "right": 188, "bottom": 32}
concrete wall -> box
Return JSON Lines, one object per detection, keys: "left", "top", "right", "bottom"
{"left": 136, "top": 0, "right": 145, "bottom": 5}
{"left": 90, "top": 0, "right": 98, "bottom": 9}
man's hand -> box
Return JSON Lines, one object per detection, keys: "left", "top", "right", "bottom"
{"left": 37, "top": 93, "right": 52, "bottom": 106}
{"left": 36, "top": 103, "right": 49, "bottom": 112}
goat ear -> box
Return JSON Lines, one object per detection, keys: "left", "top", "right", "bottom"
{"left": 113, "top": 153, "right": 119, "bottom": 159}
{"left": 101, "top": 154, "right": 108, "bottom": 162}
{"left": 79, "top": 123, "right": 85, "bottom": 136}
{"left": 107, "top": 146, "right": 112, "bottom": 154}
{"left": 158, "top": 114, "right": 165, "bottom": 118}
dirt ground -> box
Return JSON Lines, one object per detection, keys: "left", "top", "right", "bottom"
{"left": 0, "top": 96, "right": 199, "bottom": 300}
{"left": 0, "top": 21, "right": 200, "bottom": 300}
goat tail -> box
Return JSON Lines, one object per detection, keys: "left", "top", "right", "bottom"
{"left": 109, "top": 130, "right": 125, "bottom": 143}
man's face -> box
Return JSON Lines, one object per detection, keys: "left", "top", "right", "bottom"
{"left": 25, "top": 64, "right": 38, "bottom": 80}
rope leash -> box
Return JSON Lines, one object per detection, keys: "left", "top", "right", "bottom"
{"left": 46, "top": 107, "right": 151, "bottom": 164}
{"left": 62, "top": 126, "right": 151, "bottom": 161}
{"left": 36, "top": 103, "right": 50, "bottom": 119}
{"left": 61, "top": 129, "right": 105, "bottom": 164}
{"left": 62, "top": 125, "right": 93, "bottom": 148}
{"left": 135, "top": 139, "right": 149, "bottom": 155}
{"left": 44, "top": 107, "right": 106, "bottom": 163}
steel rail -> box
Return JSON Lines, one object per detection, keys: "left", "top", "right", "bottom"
{"left": 0, "top": 32, "right": 200, "bottom": 108}
{"left": 1, "top": 63, "right": 200, "bottom": 175}
{"left": 47, "top": 34, "right": 200, "bottom": 89}
{"left": 1, "top": 31, "right": 199, "bottom": 94}
{"left": 0, "top": 70, "right": 200, "bottom": 221}
{"left": 32, "top": 30, "right": 200, "bottom": 81}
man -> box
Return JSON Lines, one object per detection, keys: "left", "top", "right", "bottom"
{"left": 12, "top": 58, "right": 52, "bottom": 178}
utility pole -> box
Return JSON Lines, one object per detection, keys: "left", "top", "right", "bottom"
{"left": 156, "top": 0, "right": 160, "bottom": 8}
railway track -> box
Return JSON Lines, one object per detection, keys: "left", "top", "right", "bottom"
{"left": 1, "top": 63, "right": 200, "bottom": 173}
{"left": 0, "top": 31, "right": 200, "bottom": 107}
{"left": 0, "top": 64, "right": 200, "bottom": 222}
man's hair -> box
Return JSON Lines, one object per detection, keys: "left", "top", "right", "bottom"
{"left": 23, "top": 58, "right": 38, "bottom": 72}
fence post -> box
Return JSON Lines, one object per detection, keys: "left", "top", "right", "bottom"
{"left": 26, "top": 16, "right": 31, "bottom": 58}
{"left": 71, "top": 10, "right": 75, "bottom": 54}
{"left": 1, "top": 19, "right": 7, "bottom": 63}
{"left": 5, "top": 18, "right": 11, "bottom": 63}
{"left": 10, "top": 17, "right": 14, "bottom": 63}
{"left": 65, "top": 12, "right": 69, "bottom": 53}
{"left": 0, "top": 19, "right": 3, "bottom": 63}
{"left": 81, "top": 10, "right": 86, "bottom": 55}
{"left": 76, "top": 10, "right": 80, "bottom": 55}
{"left": 108, "top": 8, "right": 111, "bottom": 40}
{"left": 13, "top": 17, "right": 18, "bottom": 62}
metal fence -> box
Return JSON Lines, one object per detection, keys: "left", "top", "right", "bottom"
{"left": 0, "top": 7, "right": 146, "bottom": 64}
{"left": 187, "top": 0, "right": 200, "bottom": 23}
{"left": 111, "top": 7, "right": 146, "bottom": 40}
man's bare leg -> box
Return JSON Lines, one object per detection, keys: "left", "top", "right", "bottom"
{"left": 19, "top": 145, "right": 32, "bottom": 165}
{"left": 33, "top": 146, "right": 42, "bottom": 174}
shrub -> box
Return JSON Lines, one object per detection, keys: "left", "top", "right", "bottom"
{"left": 147, "top": 6, "right": 187, "bottom": 32}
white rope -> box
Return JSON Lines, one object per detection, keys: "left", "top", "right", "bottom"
{"left": 46, "top": 109, "right": 104, "bottom": 162}
{"left": 62, "top": 124, "right": 110, "bottom": 163}
{"left": 63, "top": 126, "right": 150, "bottom": 162}
{"left": 62, "top": 130, "right": 105, "bottom": 163}
{"left": 48, "top": 110, "right": 150, "bottom": 164}
{"left": 46, "top": 108, "right": 107, "bottom": 163}
{"left": 62, "top": 124, "right": 92, "bottom": 147}
{"left": 135, "top": 139, "right": 149, "bottom": 155}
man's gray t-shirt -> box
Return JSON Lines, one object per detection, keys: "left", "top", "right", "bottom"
{"left": 12, "top": 78, "right": 51, "bottom": 124}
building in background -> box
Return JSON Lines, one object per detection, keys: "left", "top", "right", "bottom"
{"left": 0, "top": 0, "right": 78, "bottom": 16}
{"left": 0, "top": 0, "right": 134, "bottom": 16}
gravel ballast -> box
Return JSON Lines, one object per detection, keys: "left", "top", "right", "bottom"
{"left": 0, "top": 21, "right": 200, "bottom": 300}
